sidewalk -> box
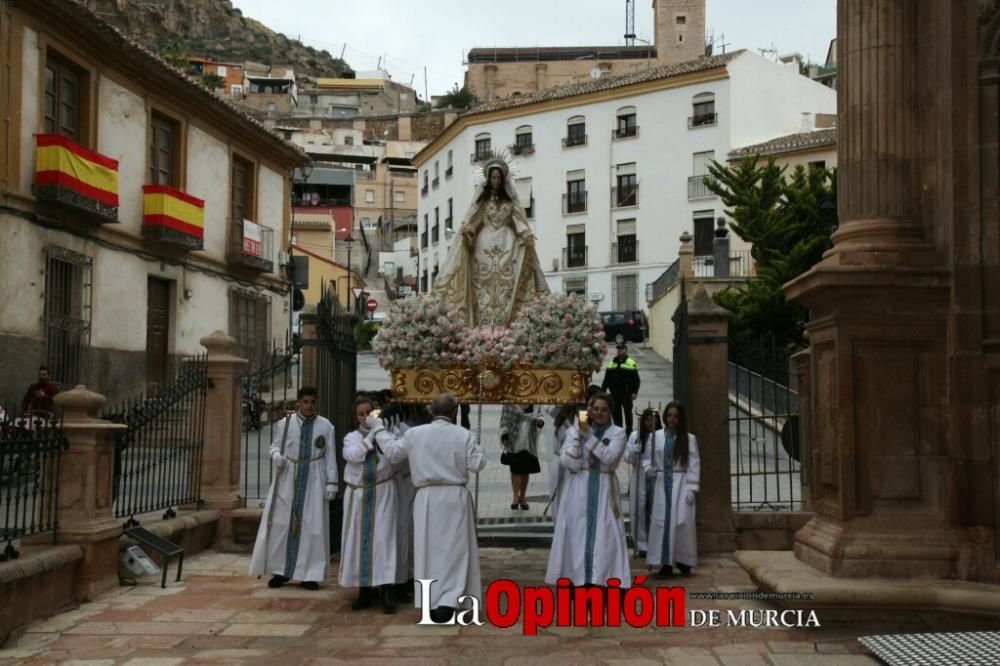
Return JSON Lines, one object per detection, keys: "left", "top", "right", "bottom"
{"left": 0, "top": 548, "right": 903, "bottom": 665}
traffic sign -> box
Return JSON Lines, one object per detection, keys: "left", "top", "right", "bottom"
{"left": 366, "top": 297, "right": 378, "bottom": 312}
{"left": 352, "top": 287, "right": 364, "bottom": 299}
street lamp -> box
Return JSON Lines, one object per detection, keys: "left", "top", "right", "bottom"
{"left": 338, "top": 228, "right": 356, "bottom": 310}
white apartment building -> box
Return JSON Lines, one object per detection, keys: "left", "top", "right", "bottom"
{"left": 412, "top": 51, "right": 836, "bottom": 309}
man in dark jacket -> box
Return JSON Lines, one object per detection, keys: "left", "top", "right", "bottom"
{"left": 21, "top": 366, "right": 59, "bottom": 416}
{"left": 601, "top": 344, "right": 640, "bottom": 434}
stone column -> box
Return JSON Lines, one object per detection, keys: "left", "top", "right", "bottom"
{"left": 199, "top": 331, "right": 248, "bottom": 511}
{"left": 678, "top": 231, "right": 694, "bottom": 280}
{"left": 52, "top": 386, "right": 126, "bottom": 599}
{"left": 684, "top": 286, "right": 736, "bottom": 552}
{"left": 782, "top": 0, "right": 957, "bottom": 579}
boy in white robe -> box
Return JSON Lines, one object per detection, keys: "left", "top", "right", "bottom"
{"left": 340, "top": 396, "right": 399, "bottom": 613}
{"left": 249, "top": 387, "right": 337, "bottom": 590}
{"left": 545, "top": 393, "right": 631, "bottom": 589}
{"left": 386, "top": 393, "right": 486, "bottom": 623}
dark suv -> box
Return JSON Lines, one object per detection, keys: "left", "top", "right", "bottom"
{"left": 600, "top": 310, "right": 646, "bottom": 344}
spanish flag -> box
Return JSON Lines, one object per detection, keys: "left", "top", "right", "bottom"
{"left": 143, "top": 185, "right": 205, "bottom": 239}
{"left": 35, "top": 133, "right": 119, "bottom": 207}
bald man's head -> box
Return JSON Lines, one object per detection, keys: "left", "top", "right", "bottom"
{"left": 430, "top": 393, "right": 458, "bottom": 417}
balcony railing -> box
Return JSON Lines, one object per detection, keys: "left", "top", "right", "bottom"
{"left": 421, "top": 184, "right": 429, "bottom": 196}
{"left": 611, "top": 239, "right": 639, "bottom": 265}
{"left": 421, "top": 231, "right": 428, "bottom": 249}
{"left": 431, "top": 224, "right": 439, "bottom": 243}
{"left": 445, "top": 166, "right": 454, "bottom": 178}
{"left": 688, "top": 113, "right": 718, "bottom": 128}
{"left": 692, "top": 250, "right": 759, "bottom": 278}
{"left": 612, "top": 125, "right": 639, "bottom": 139}
{"left": 432, "top": 176, "right": 440, "bottom": 189}
{"left": 562, "top": 191, "right": 588, "bottom": 214}
{"left": 142, "top": 185, "right": 205, "bottom": 251}
{"left": 227, "top": 220, "right": 274, "bottom": 272}
{"left": 611, "top": 184, "right": 639, "bottom": 208}
{"left": 34, "top": 133, "right": 120, "bottom": 222}
{"left": 445, "top": 216, "right": 453, "bottom": 230}
{"left": 471, "top": 151, "right": 490, "bottom": 163}
{"left": 525, "top": 198, "right": 535, "bottom": 219}
{"left": 512, "top": 143, "right": 535, "bottom": 155}
{"left": 562, "top": 245, "right": 588, "bottom": 269}
{"left": 356, "top": 171, "right": 376, "bottom": 180}
{"left": 687, "top": 175, "right": 717, "bottom": 200}
{"left": 562, "top": 134, "right": 587, "bottom": 148}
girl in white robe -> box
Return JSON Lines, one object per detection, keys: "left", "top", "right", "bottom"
{"left": 545, "top": 394, "right": 631, "bottom": 589}
{"left": 645, "top": 400, "right": 700, "bottom": 576}
{"left": 625, "top": 408, "right": 663, "bottom": 557}
{"left": 340, "top": 397, "right": 399, "bottom": 613}
{"left": 544, "top": 404, "right": 577, "bottom": 520}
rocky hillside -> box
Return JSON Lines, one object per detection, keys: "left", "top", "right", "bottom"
{"left": 84, "top": 0, "right": 353, "bottom": 78}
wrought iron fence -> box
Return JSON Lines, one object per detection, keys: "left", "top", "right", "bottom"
{"left": 102, "top": 355, "right": 210, "bottom": 527}
{"left": 0, "top": 408, "right": 66, "bottom": 559}
{"left": 671, "top": 282, "right": 689, "bottom": 406}
{"left": 728, "top": 334, "right": 802, "bottom": 511}
{"left": 650, "top": 258, "right": 680, "bottom": 302}
{"left": 240, "top": 335, "right": 302, "bottom": 502}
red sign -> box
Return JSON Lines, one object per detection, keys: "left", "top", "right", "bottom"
{"left": 366, "top": 297, "right": 378, "bottom": 312}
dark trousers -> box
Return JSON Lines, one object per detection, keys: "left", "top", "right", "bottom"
{"left": 610, "top": 392, "right": 633, "bottom": 435}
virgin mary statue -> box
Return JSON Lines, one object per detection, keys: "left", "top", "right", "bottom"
{"left": 433, "top": 154, "right": 549, "bottom": 327}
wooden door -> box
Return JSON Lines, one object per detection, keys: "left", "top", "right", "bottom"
{"left": 146, "top": 277, "right": 171, "bottom": 391}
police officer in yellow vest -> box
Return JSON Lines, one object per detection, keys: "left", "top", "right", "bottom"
{"left": 601, "top": 343, "right": 641, "bottom": 435}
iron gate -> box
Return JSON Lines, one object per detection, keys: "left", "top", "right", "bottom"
{"left": 102, "top": 354, "right": 210, "bottom": 527}
{"left": 728, "top": 332, "right": 802, "bottom": 511}
{"left": 671, "top": 281, "right": 688, "bottom": 405}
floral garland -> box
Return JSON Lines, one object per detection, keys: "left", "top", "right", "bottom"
{"left": 373, "top": 293, "right": 607, "bottom": 371}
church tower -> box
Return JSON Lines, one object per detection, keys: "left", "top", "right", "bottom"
{"left": 654, "top": 0, "right": 707, "bottom": 66}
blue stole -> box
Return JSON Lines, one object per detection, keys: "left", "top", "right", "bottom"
{"left": 584, "top": 425, "right": 609, "bottom": 585}
{"left": 360, "top": 443, "right": 377, "bottom": 586}
{"left": 283, "top": 415, "right": 315, "bottom": 578}
{"left": 659, "top": 431, "right": 676, "bottom": 565}
{"left": 642, "top": 433, "right": 655, "bottom": 540}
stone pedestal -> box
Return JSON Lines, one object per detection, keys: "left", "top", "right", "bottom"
{"left": 678, "top": 231, "right": 694, "bottom": 280}
{"left": 199, "top": 331, "right": 248, "bottom": 511}
{"left": 684, "top": 286, "right": 736, "bottom": 552}
{"left": 52, "top": 386, "right": 126, "bottom": 599}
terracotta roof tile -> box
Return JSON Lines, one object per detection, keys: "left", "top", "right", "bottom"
{"left": 728, "top": 127, "right": 837, "bottom": 158}
{"left": 463, "top": 50, "right": 745, "bottom": 117}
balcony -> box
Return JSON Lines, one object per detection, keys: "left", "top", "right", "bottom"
{"left": 356, "top": 171, "right": 376, "bottom": 180}
{"left": 421, "top": 184, "right": 429, "bottom": 196}
{"left": 562, "top": 134, "right": 587, "bottom": 148}
{"left": 432, "top": 224, "right": 439, "bottom": 243}
{"left": 432, "top": 176, "right": 440, "bottom": 189}
{"left": 444, "top": 216, "right": 453, "bottom": 230}
{"left": 524, "top": 198, "right": 534, "bottom": 219}
{"left": 611, "top": 184, "right": 639, "bottom": 208}
{"left": 562, "top": 245, "right": 588, "bottom": 269}
{"left": 692, "top": 249, "right": 758, "bottom": 278}
{"left": 687, "top": 175, "right": 717, "bottom": 200}
{"left": 611, "top": 239, "right": 639, "bottom": 265}
{"left": 471, "top": 151, "right": 490, "bottom": 163}
{"left": 227, "top": 220, "right": 274, "bottom": 272}
{"left": 688, "top": 113, "right": 718, "bottom": 128}
{"left": 421, "top": 230, "right": 428, "bottom": 249}
{"left": 612, "top": 126, "right": 639, "bottom": 140}
{"left": 141, "top": 185, "right": 205, "bottom": 251}
{"left": 445, "top": 166, "right": 454, "bottom": 178}
{"left": 34, "top": 133, "right": 120, "bottom": 223}
{"left": 562, "top": 191, "right": 588, "bottom": 215}
{"left": 512, "top": 143, "right": 535, "bottom": 156}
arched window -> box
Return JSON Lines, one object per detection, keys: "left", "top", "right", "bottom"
{"left": 690, "top": 93, "right": 716, "bottom": 127}
{"left": 564, "top": 116, "right": 586, "bottom": 147}
{"left": 615, "top": 105, "right": 638, "bottom": 139}
{"left": 474, "top": 132, "right": 491, "bottom": 161}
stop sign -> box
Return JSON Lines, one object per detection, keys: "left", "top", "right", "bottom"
{"left": 366, "top": 297, "right": 378, "bottom": 312}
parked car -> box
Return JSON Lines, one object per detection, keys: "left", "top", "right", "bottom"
{"left": 600, "top": 310, "right": 647, "bottom": 344}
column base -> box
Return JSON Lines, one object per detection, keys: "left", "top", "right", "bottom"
{"left": 794, "top": 516, "right": 962, "bottom": 579}
{"left": 200, "top": 491, "right": 244, "bottom": 511}
{"left": 698, "top": 519, "right": 737, "bottom": 553}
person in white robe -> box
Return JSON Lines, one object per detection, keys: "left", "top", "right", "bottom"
{"left": 249, "top": 387, "right": 337, "bottom": 590}
{"left": 339, "top": 396, "right": 399, "bottom": 613}
{"left": 387, "top": 393, "right": 486, "bottom": 623}
{"left": 625, "top": 408, "right": 663, "bottom": 558}
{"left": 545, "top": 393, "right": 631, "bottom": 589}
{"left": 544, "top": 404, "right": 577, "bottom": 520}
{"left": 645, "top": 400, "right": 700, "bottom": 576}
{"left": 390, "top": 406, "right": 417, "bottom": 600}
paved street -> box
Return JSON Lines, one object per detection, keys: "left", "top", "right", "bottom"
{"left": 0, "top": 548, "right": 906, "bottom": 665}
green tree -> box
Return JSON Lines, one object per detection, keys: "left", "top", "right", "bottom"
{"left": 160, "top": 40, "right": 187, "bottom": 71}
{"left": 201, "top": 72, "right": 225, "bottom": 91}
{"left": 434, "top": 84, "right": 475, "bottom": 110}
{"left": 704, "top": 155, "right": 838, "bottom": 364}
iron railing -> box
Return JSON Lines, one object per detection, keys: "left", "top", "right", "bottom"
{"left": 562, "top": 245, "right": 588, "bottom": 269}
{"left": 445, "top": 166, "right": 453, "bottom": 178}
{"left": 612, "top": 125, "right": 639, "bottom": 139}
{"left": 562, "top": 191, "right": 587, "bottom": 214}
{"left": 688, "top": 113, "right": 718, "bottom": 128}
{"left": 562, "top": 133, "right": 587, "bottom": 148}
{"left": 611, "top": 184, "right": 639, "bottom": 208}
{"left": 649, "top": 258, "right": 680, "bottom": 302}
{"left": 692, "top": 251, "right": 759, "bottom": 278}
{"left": 728, "top": 333, "right": 801, "bottom": 511}
{"left": 672, "top": 282, "right": 689, "bottom": 407}
{"left": 227, "top": 221, "right": 275, "bottom": 272}
{"left": 44, "top": 246, "right": 93, "bottom": 388}
{"left": 611, "top": 239, "right": 639, "bottom": 264}
{"left": 102, "top": 355, "right": 210, "bottom": 527}
{"left": 432, "top": 176, "right": 440, "bottom": 189}
{"left": 687, "top": 175, "right": 717, "bottom": 200}
{"left": 240, "top": 336, "right": 302, "bottom": 503}
{"left": 512, "top": 143, "right": 535, "bottom": 155}
{"left": 0, "top": 408, "right": 66, "bottom": 559}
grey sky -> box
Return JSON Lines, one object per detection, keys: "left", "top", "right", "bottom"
{"left": 231, "top": 1, "right": 835, "bottom": 99}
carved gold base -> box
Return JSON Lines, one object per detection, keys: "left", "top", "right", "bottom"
{"left": 390, "top": 365, "right": 592, "bottom": 405}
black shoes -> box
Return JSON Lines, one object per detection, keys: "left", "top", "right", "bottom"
{"left": 657, "top": 563, "right": 692, "bottom": 578}
{"left": 429, "top": 606, "right": 456, "bottom": 623}
{"left": 658, "top": 565, "right": 674, "bottom": 578}
{"left": 379, "top": 585, "right": 396, "bottom": 614}
{"left": 637, "top": 550, "right": 647, "bottom": 558}
{"left": 267, "top": 574, "right": 290, "bottom": 588}
{"left": 677, "top": 562, "right": 692, "bottom": 577}
{"left": 351, "top": 587, "right": 372, "bottom": 611}
{"left": 520, "top": 502, "right": 529, "bottom": 510}
{"left": 300, "top": 581, "right": 319, "bottom": 591}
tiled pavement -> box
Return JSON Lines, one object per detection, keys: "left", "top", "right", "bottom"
{"left": 10, "top": 546, "right": 997, "bottom": 665}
